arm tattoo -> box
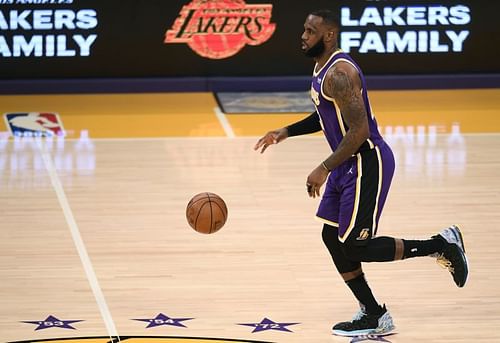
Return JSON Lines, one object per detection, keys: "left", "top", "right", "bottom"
{"left": 325, "top": 67, "right": 367, "bottom": 126}
{"left": 321, "top": 66, "right": 370, "bottom": 171}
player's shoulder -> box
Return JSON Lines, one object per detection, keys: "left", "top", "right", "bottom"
{"left": 325, "top": 59, "right": 359, "bottom": 80}
{"left": 323, "top": 58, "right": 362, "bottom": 97}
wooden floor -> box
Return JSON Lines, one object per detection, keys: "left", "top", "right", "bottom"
{"left": 1, "top": 91, "right": 500, "bottom": 343}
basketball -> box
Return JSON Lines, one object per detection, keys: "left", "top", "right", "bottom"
{"left": 186, "top": 192, "right": 228, "bottom": 234}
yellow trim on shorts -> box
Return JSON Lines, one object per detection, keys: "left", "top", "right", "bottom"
{"left": 366, "top": 138, "right": 375, "bottom": 149}
{"left": 371, "top": 146, "right": 383, "bottom": 233}
{"left": 315, "top": 216, "right": 339, "bottom": 228}
{"left": 339, "top": 153, "right": 362, "bottom": 243}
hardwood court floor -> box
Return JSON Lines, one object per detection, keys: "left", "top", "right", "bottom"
{"left": 1, "top": 90, "right": 500, "bottom": 343}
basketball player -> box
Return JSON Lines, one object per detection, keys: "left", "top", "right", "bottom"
{"left": 254, "top": 9, "right": 468, "bottom": 337}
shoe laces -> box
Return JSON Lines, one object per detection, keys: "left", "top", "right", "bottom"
{"left": 352, "top": 307, "right": 366, "bottom": 321}
{"left": 436, "top": 253, "right": 454, "bottom": 273}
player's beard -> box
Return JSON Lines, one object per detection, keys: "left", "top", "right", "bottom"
{"left": 304, "top": 38, "right": 325, "bottom": 58}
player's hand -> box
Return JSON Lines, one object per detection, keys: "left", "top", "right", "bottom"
{"left": 253, "top": 128, "right": 288, "bottom": 154}
{"left": 306, "top": 164, "right": 329, "bottom": 198}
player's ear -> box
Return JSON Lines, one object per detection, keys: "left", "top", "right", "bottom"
{"left": 326, "top": 30, "right": 335, "bottom": 42}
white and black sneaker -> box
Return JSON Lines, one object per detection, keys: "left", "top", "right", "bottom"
{"left": 432, "top": 225, "right": 469, "bottom": 287}
{"left": 332, "top": 305, "right": 395, "bottom": 337}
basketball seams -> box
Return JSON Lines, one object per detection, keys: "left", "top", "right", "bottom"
{"left": 187, "top": 196, "right": 209, "bottom": 208}
{"left": 211, "top": 201, "right": 227, "bottom": 222}
{"left": 206, "top": 192, "right": 214, "bottom": 234}
{"left": 194, "top": 201, "right": 211, "bottom": 233}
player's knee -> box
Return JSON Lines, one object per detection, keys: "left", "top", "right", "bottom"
{"left": 321, "top": 224, "right": 339, "bottom": 247}
{"left": 341, "top": 241, "right": 366, "bottom": 261}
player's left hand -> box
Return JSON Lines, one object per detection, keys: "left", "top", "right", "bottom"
{"left": 306, "top": 165, "right": 329, "bottom": 198}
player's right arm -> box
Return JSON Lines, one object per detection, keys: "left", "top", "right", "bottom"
{"left": 254, "top": 111, "right": 321, "bottom": 153}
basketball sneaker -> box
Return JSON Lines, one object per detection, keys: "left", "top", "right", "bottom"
{"left": 332, "top": 305, "right": 395, "bottom": 337}
{"left": 432, "top": 225, "right": 469, "bottom": 287}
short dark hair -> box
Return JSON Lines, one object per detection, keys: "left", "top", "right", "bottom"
{"left": 309, "top": 9, "right": 339, "bottom": 29}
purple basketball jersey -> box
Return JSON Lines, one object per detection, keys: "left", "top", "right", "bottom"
{"left": 310, "top": 50, "right": 384, "bottom": 153}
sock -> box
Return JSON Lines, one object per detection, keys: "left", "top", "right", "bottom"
{"left": 403, "top": 238, "right": 444, "bottom": 259}
{"left": 352, "top": 236, "right": 397, "bottom": 262}
{"left": 346, "top": 273, "right": 384, "bottom": 316}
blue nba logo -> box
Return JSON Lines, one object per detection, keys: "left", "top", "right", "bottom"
{"left": 4, "top": 112, "right": 65, "bottom": 137}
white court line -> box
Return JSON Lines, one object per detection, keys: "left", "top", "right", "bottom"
{"left": 214, "top": 106, "right": 235, "bottom": 138}
{"left": 37, "top": 138, "right": 120, "bottom": 342}
{"left": 56, "top": 132, "right": 500, "bottom": 142}
{"left": 4, "top": 131, "right": 498, "bottom": 142}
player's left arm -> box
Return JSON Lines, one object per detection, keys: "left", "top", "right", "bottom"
{"left": 306, "top": 62, "right": 369, "bottom": 198}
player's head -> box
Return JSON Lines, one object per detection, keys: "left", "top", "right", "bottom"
{"left": 301, "top": 9, "right": 339, "bottom": 58}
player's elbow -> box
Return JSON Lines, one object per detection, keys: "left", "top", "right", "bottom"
{"left": 352, "top": 122, "right": 370, "bottom": 144}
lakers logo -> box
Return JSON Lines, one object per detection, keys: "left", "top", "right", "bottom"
{"left": 310, "top": 86, "right": 320, "bottom": 106}
{"left": 164, "top": 0, "right": 276, "bottom": 59}
{"left": 356, "top": 228, "right": 371, "bottom": 241}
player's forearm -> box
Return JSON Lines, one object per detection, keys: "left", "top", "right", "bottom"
{"left": 322, "top": 128, "right": 369, "bottom": 171}
{"left": 286, "top": 111, "right": 322, "bottom": 137}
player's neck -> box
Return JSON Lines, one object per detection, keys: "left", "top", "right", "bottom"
{"left": 315, "top": 46, "right": 340, "bottom": 69}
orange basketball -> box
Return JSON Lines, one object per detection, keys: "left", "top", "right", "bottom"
{"left": 186, "top": 192, "right": 228, "bottom": 234}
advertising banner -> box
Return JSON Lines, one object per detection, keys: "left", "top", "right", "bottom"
{"left": 0, "top": 0, "right": 498, "bottom": 79}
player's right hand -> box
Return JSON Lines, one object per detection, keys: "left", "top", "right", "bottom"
{"left": 253, "top": 128, "right": 288, "bottom": 154}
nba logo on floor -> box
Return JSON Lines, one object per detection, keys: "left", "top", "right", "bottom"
{"left": 4, "top": 112, "right": 65, "bottom": 137}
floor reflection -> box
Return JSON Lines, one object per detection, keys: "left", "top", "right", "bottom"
{"left": 0, "top": 130, "right": 95, "bottom": 189}
{"left": 384, "top": 123, "right": 466, "bottom": 178}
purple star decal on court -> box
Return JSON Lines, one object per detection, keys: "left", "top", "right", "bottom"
{"left": 350, "top": 334, "right": 394, "bottom": 343}
{"left": 132, "top": 313, "right": 194, "bottom": 328}
{"left": 21, "top": 315, "right": 83, "bottom": 330}
{"left": 238, "top": 317, "right": 299, "bottom": 333}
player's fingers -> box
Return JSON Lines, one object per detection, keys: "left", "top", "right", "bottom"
{"left": 260, "top": 143, "right": 269, "bottom": 154}
{"left": 255, "top": 134, "right": 274, "bottom": 150}
{"left": 254, "top": 137, "right": 265, "bottom": 150}
{"left": 306, "top": 183, "right": 313, "bottom": 197}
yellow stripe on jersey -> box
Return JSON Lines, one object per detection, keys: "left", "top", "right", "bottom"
{"left": 340, "top": 153, "right": 363, "bottom": 243}
{"left": 313, "top": 49, "right": 343, "bottom": 77}
{"left": 332, "top": 99, "right": 347, "bottom": 136}
{"left": 314, "top": 104, "right": 326, "bottom": 132}
{"left": 367, "top": 96, "right": 376, "bottom": 120}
